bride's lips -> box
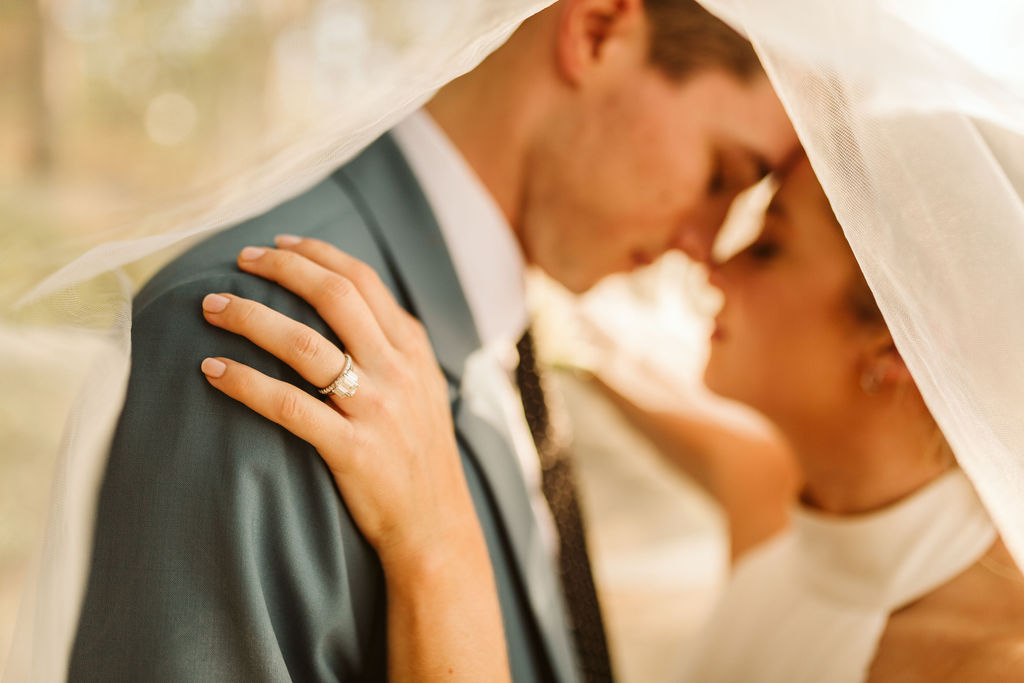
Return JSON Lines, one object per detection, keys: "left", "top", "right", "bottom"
{"left": 711, "top": 320, "right": 727, "bottom": 341}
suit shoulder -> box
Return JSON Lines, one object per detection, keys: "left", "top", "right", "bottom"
{"left": 136, "top": 174, "right": 385, "bottom": 313}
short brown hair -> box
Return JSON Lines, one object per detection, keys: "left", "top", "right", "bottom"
{"left": 644, "top": 0, "right": 763, "bottom": 81}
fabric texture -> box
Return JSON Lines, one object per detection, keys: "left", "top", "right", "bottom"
{"left": 67, "top": 135, "right": 579, "bottom": 683}
{"left": 699, "top": 0, "right": 1024, "bottom": 569}
{"left": 681, "top": 468, "right": 997, "bottom": 683}
{"left": 6, "top": 6, "right": 558, "bottom": 679}
{"left": 390, "top": 110, "right": 559, "bottom": 554}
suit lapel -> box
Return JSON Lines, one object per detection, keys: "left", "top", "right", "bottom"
{"left": 453, "top": 400, "right": 579, "bottom": 683}
{"left": 334, "top": 135, "right": 579, "bottom": 683}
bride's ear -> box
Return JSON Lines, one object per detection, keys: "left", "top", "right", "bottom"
{"left": 555, "top": 0, "right": 646, "bottom": 86}
{"left": 858, "top": 331, "right": 913, "bottom": 395}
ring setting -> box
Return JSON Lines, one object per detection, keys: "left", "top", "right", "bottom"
{"left": 318, "top": 353, "right": 359, "bottom": 399}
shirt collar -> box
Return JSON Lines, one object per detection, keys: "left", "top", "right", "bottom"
{"left": 391, "top": 110, "right": 528, "bottom": 356}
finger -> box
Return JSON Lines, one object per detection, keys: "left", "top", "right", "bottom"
{"left": 236, "top": 246, "right": 392, "bottom": 366}
{"left": 272, "top": 235, "right": 418, "bottom": 350}
{"left": 202, "top": 292, "right": 351, "bottom": 393}
{"left": 199, "top": 356, "right": 353, "bottom": 464}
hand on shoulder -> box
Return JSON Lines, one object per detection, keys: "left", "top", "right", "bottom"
{"left": 199, "top": 236, "right": 511, "bottom": 680}
{"left": 200, "top": 236, "right": 483, "bottom": 573}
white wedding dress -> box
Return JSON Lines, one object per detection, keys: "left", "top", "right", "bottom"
{"left": 680, "top": 468, "right": 996, "bottom": 683}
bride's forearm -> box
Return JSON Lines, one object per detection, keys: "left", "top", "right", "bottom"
{"left": 383, "top": 526, "right": 512, "bottom": 683}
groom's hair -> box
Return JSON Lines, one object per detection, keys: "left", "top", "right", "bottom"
{"left": 645, "top": 0, "right": 763, "bottom": 81}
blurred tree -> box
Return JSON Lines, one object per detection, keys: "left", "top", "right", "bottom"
{"left": 1, "top": 0, "right": 52, "bottom": 179}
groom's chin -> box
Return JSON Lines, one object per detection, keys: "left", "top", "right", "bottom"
{"left": 541, "top": 265, "right": 602, "bottom": 295}
{"left": 702, "top": 358, "right": 735, "bottom": 403}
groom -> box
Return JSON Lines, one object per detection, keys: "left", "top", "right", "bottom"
{"left": 71, "top": 0, "right": 797, "bottom": 681}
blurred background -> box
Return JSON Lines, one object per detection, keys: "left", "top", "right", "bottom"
{"left": 0, "top": 2, "right": 764, "bottom": 679}
{"left": 2, "top": 0, "right": 331, "bottom": 670}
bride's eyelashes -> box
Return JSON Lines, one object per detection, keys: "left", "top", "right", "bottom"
{"left": 708, "top": 154, "right": 727, "bottom": 195}
{"left": 745, "top": 239, "right": 781, "bottom": 262}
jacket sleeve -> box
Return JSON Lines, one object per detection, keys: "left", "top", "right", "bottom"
{"left": 69, "top": 271, "right": 388, "bottom": 682}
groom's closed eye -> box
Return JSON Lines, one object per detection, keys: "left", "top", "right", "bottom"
{"left": 709, "top": 148, "right": 773, "bottom": 196}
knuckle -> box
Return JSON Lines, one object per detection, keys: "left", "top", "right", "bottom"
{"left": 275, "top": 390, "right": 304, "bottom": 423}
{"left": 406, "top": 316, "right": 429, "bottom": 344}
{"left": 348, "top": 259, "right": 377, "bottom": 287}
{"left": 233, "top": 300, "right": 260, "bottom": 328}
{"left": 289, "top": 329, "right": 324, "bottom": 365}
{"left": 321, "top": 274, "right": 355, "bottom": 302}
{"left": 270, "top": 249, "right": 304, "bottom": 279}
{"left": 359, "top": 388, "right": 386, "bottom": 413}
{"left": 379, "top": 349, "right": 405, "bottom": 378}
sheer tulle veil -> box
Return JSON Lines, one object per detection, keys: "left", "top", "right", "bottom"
{"left": 4, "top": 2, "right": 553, "bottom": 679}
{"left": 701, "top": 0, "right": 1024, "bottom": 567}
{"left": 5, "top": 0, "right": 1022, "bottom": 679}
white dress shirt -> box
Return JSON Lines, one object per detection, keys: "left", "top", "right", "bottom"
{"left": 391, "top": 110, "right": 558, "bottom": 553}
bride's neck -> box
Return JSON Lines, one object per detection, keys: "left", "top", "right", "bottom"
{"left": 793, "top": 415, "right": 954, "bottom": 515}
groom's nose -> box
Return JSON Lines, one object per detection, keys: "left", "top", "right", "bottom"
{"left": 672, "top": 196, "right": 734, "bottom": 264}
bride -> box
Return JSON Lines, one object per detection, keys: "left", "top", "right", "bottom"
{"left": 10, "top": 1, "right": 1022, "bottom": 681}
{"left": 199, "top": 152, "right": 1024, "bottom": 681}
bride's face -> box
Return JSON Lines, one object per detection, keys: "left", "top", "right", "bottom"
{"left": 704, "top": 158, "right": 869, "bottom": 432}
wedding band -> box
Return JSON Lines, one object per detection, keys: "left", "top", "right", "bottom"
{"left": 318, "top": 353, "right": 360, "bottom": 399}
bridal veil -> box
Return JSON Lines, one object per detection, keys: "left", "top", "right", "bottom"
{"left": 4, "top": 0, "right": 1022, "bottom": 679}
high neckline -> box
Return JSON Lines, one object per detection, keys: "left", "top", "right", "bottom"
{"left": 791, "top": 468, "right": 996, "bottom": 609}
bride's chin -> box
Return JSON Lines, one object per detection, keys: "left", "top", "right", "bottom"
{"left": 703, "top": 356, "right": 759, "bottom": 413}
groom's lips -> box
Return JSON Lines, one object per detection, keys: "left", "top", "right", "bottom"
{"left": 630, "top": 250, "right": 655, "bottom": 267}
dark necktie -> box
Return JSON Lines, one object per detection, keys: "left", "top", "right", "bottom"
{"left": 515, "top": 330, "right": 615, "bottom": 683}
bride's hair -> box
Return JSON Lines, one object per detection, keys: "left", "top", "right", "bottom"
{"left": 846, "top": 267, "right": 885, "bottom": 328}
{"left": 644, "top": 0, "right": 763, "bottom": 81}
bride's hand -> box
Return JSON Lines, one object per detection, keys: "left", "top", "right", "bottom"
{"left": 199, "top": 236, "right": 511, "bottom": 681}
{"left": 198, "top": 236, "right": 479, "bottom": 576}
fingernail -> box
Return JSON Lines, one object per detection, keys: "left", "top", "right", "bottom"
{"left": 239, "top": 246, "right": 266, "bottom": 261}
{"left": 275, "top": 234, "right": 302, "bottom": 247}
{"left": 201, "top": 358, "right": 226, "bottom": 378}
{"left": 202, "top": 293, "right": 230, "bottom": 313}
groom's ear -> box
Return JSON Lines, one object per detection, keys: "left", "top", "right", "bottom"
{"left": 555, "top": 0, "right": 647, "bottom": 87}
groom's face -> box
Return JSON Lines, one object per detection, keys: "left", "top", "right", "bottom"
{"left": 521, "top": 67, "right": 797, "bottom": 294}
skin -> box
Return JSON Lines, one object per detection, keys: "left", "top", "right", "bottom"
{"left": 201, "top": 238, "right": 511, "bottom": 683}
{"left": 703, "top": 156, "right": 1024, "bottom": 678}
{"left": 198, "top": 161, "right": 1024, "bottom": 679}
{"left": 868, "top": 539, "right": 1024, "bottom": 683}
{"left": 427, "top": 0, "right": 799, "bottom": 289}
{"left": 590, "top": 371, "right": 799, "bottom": 562}
{"left": 198, "top": 2, "right": 800, "bottom": 678}
{"left": 704, "top": 157, "right": 954, "bottom": 514}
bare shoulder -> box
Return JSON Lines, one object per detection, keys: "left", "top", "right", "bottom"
{"left": 867, "top": 539, "right": 1024, "bottom": 683}
{"left": 946, "top": 634, "right": 1024, "bottom": 683}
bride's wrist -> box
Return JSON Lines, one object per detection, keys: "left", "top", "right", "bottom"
{"left": 379, "top": 522, "right": 491, "bottom": 593}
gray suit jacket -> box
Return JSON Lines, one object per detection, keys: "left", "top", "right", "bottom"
{"left": 69, "top": 135, "right": 580, "bottom": 682}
